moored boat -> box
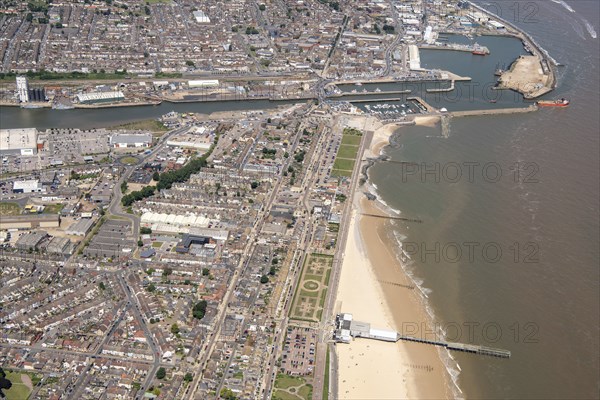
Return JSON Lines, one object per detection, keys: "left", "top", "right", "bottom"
{"left": 536, "top": 98, "right": 570, "bottom": 107}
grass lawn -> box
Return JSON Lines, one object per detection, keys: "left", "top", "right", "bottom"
{"left": 108, "top": 119, "right": 168, "bottom": 132}
{"left": 274, "top": 374, "right": 306, "bottom": 390}
{"left": 151, "top": 241, "right": 163, "bottom": 248}
{"left": 273, "top": 390, "right": 301, "bottom": 400}
{"left": 0, "top": 202, "right": 21, "bottom": 216}
{"left": 119, "top": 156, "right": 139, "bottom": 165}
{"left": 42, "top": 203, "right": 64, "bottom": 214}
{"left": 332, "top": 158, "right": 355, "bottom": 171}
{"left": 322, "top": 349, "right": 330, "bottom": 400}
{"left": 3, "top": 371, "right": 34, "bottom": 400}
{"left": 336, "top": 144, "right": 359, "bottom": 159}
{"left": 298, "top": 384, "right": 313, "bottom": 400}
{"left": 341, "top": 134, "right": 362, "bottom": 146}
{"left": 331, "top": 169, "right": 351, "bottom": 177}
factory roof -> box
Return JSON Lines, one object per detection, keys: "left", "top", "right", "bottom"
{"left": 77, "top": 91, "right": 124, "bottom": 103}
{"left": 110, "top": 133, "right": 153, "bottom": 145}
{"left": 0, "top": 128, "right": 38, "bottom": 151}
{"left": 13, "top": 180, "right": 42, "bottom": 191}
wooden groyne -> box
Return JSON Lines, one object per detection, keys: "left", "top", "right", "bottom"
{"left": 360, "top": 213, "right": 422, "bottom": 224}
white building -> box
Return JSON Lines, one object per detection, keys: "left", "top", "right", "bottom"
{"left": 188, "top": 79, "right": 219, "bottom": 88}
{"left": 0, "top": 128, "right": 38, "bottom": 156}
{"left": 192, "top": 10, "right": 210, "bottom": 23}
{"left": 16, "top": 76, "right": 29, "bottom": 103}
{"left": 76, "top": 91, "right": 125, "bottom": 104}
{"left": 13, "top": 180, "right": 44, "bottom": 193}
{"left": 110, "top": 134, "right": 152, "bottom": 148}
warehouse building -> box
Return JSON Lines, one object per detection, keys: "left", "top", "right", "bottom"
{"left": 13, "top": 179, "right": 44, "bottom": 193}
{"left": 166, "top": 126, "right": 214, "bottom": 150}
{"left": 15, "top": 231, "right": 48, "bottom": 251}
{"left": 0, "top": 214, "right": 60, "bottom": 230}
{"left": 76, "top": 91, "right": 125, "bottom": 104}
{"left": 188, "top": 79, "right": 219, "bottom": 88}
{"left": 0, "top": 128, "right": 38, "bottom": 156}
{"left": 110, "top": 133, "right": 153, "bottom": 148}
{"left": 66, "top": 219, "right": 95, "bottom": 236}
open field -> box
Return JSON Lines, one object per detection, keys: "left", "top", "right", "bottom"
{"left": 3, "top": 370, "right": 41, "bottom": 400}
{"left": 43, "top": 203, "right": 65, "bottom": 214}
{"left": 273, "top": 374, "right": 313, "bottom": 400}
{"left": 332, "top": 158, "right": 355, "bottom": 172}
{"left": 290, "top": 253, "right": 333, "bottom": 322}
{"left": 341, "top": 135, "right": 362, "bottom": 146}
{"left": 0, "top": 202, "right": 21, "bottom": 216}
{"left": 332, "top": 130, "right": 363, "bottom": 177}
{"left": 335, "top": 144, "right": 359, "bottom": 159}
{"left": 108, "top": 119, "right": 168, "bottom": 132}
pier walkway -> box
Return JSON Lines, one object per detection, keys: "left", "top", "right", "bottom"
{"left": 334, "top": 313, "right": 511, "bottom": 359}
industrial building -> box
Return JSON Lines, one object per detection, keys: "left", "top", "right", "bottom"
{"left": 0, "top": 128, "right": 38, "bottom": 156}
{"left": 166, "top": 126, "right": 214, "bottom": 150}
{"left": 13, "top": 179, "right": 44, "bottom": 193}
{"left": 110, "top": 133, "right": 153, "bottom": 148}
{"left": 76, "top": 91, "right": 125, "bottom": 104}
{"left": 16, "top": 76, "right": 29, "bottom": 102}
{"left": 0, "top": 214, "right": 60, "bottom": 230}
{"left": 66, "top": 219, "right": 95, "bottom": 236}
{"left": 188, "top": 79, "right": 219, "bottom": 88}
{"left": 45, "top": 237, "right": 74, "bottom": 256}
{"left": 15, "top": 231, "right": 48, "bottom": 251}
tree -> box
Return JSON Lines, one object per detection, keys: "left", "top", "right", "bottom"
{"left": 269, "top": 267, "right": 276, "bottom": 276}
{"left": 260, "top": 275, "right": 269, "bottom": 284}
{"left": 170, "top": 323, "right": 180, "bottom": 335}
{"left": 220, "top": 388, "right": 238, "bottom": 400}
{"left": 137, "top": 239, "right": 144, "bottom": 247}
{"left": 259, "top": 4, "right": 266, "bottom": 11}
{"left": 192, "top": 300, "right": 207, "bottom": 319}
{"left": 152, "top": 171, "right": 160, "bottom": 181}
{"left": 98, "top": 282, "right": 106, "bottom": 290}
{"left": 156, "top": 367, "right": 166, "bottom": 379}
{"left": 147, "top": 283, "right": 156, "bottom": 292}
{"left": 162, "top": 267, "right": 173, "bottom": 277}
{"left": 250, "top": 181, "right": 259, "bottom": 189}
{"left": 140, "top": 227, "right": 152, "bottom": 234}
{"left": 202, "top": 268, "right": 210, "bottom": 276}
{"left": 184, "top": 372, "right": 193, "bottom": 382}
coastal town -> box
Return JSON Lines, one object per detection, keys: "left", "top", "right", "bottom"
{"left": 1, "top": 0, "right": 560, "bottom": 400}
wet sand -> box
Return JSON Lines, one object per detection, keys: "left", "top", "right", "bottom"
{"left": 335, "top": 122, "right": 450, "bottom": 399}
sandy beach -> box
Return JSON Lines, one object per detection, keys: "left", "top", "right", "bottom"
{"left": 335, "top": 121, "right": 450, "bottom": 399}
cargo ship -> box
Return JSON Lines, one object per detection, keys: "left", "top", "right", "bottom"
{"left": 536, "top": 98, "right": 570, "bottom": 107}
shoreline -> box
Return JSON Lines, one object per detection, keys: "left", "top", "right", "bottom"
{"left": 335, "top": 119, "right": 452, "bottom": 399}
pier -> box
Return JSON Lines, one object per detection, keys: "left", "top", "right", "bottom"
{"left": 334, "top": 313, "right": 511, "bottom": 359}
{"left": 449, "top": 105, "right": 537, "bottom": 117}
{"left": 419, "top": 43, "right": 490, "bottom": 55}
{"left": 349, "top": 97, "right": 404, "bottom": 103}
{"left": 335, "top": 89, "right": 411, "bottom": 97}
{"left": 426, "top": 80, "right": 455, "bottom": 93}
